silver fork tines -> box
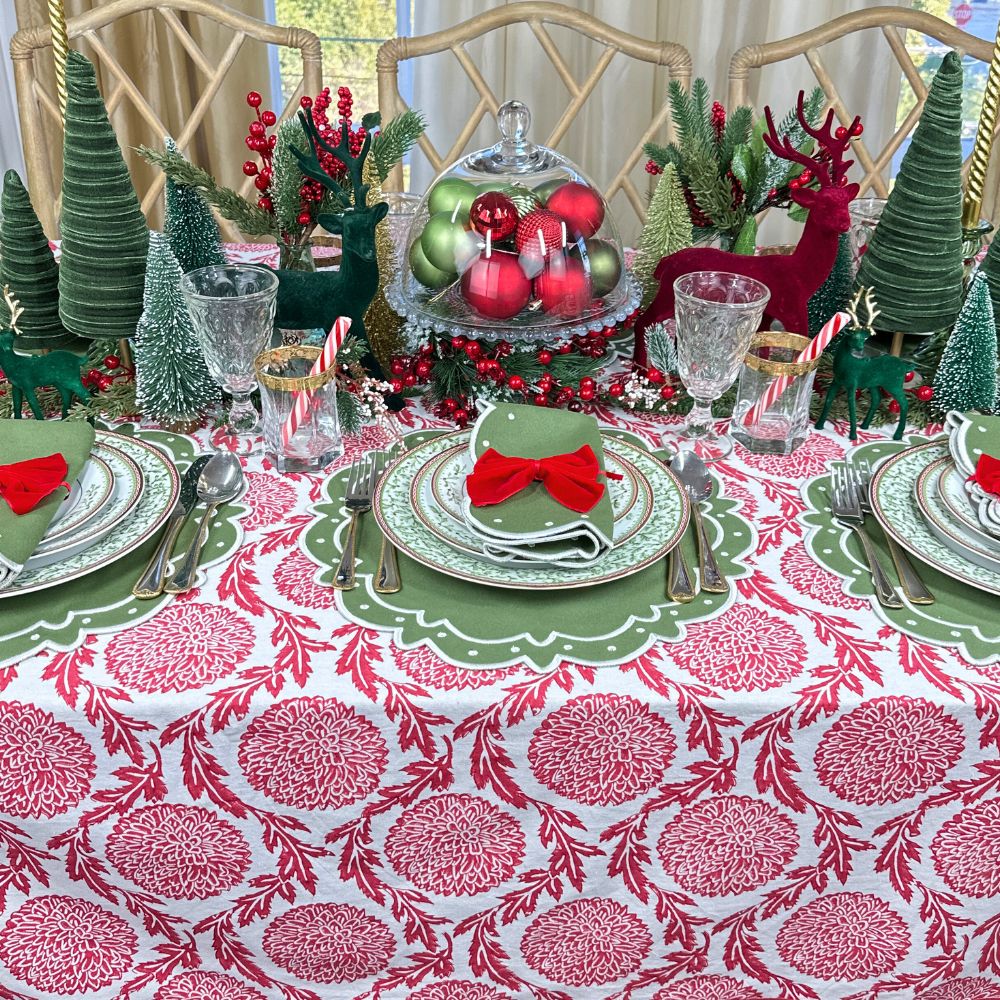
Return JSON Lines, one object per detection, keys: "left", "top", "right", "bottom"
{"left": 848, "top": 461, "right": 934, "bottom": 605}
{"left": 333, "top": 454, "right": 380, "bottom": 591}
{"left": 830, "top": 466, "right": 903, "bottom": 609}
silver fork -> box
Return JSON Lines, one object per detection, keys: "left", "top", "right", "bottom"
{"left": 850, "top": 461, "right": 934, "bottom": 605}
{"left": 830, "top": 467, "right": 903, "bottom": 609}
{"left": 333, "top": 454, "right": 380, "bottom": 591}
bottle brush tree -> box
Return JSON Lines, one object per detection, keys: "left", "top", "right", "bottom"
{"left": 164, "top": 137, "right": 226, "bottom": 273}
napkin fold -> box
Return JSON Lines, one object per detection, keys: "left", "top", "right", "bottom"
{"left": 0, "top": 419, "right": 96, "bottom": 589}
{"left": 971, "top": 453, "right": 1000, "bottom": 497}
{"left": 462, "top": 402, "right": 614, "bottom": 566}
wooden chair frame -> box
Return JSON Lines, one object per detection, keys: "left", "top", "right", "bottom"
{"left": 376, "top": 1, "right": 691, "bottom": 226}
{"left": 10, "top": 0, "right": 323, "bottom": 237}
{"left": 728, "top": 6, "right": 994, "bottom": 198}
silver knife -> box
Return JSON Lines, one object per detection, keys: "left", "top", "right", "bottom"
{"left": 133, "top": 455, "right": 211, "bottom": 599}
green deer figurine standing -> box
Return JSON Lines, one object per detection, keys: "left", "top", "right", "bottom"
{"left": 0, "top": 286, "right": 90, "bottom": 419}
{"left": 274, "top": 109, "right": 390, "bottom": 383}
{"left": 815, "top": 287, "right": 911, "bottom": 441}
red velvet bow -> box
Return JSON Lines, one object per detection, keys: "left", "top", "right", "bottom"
{"left": 971, "top": 453, "right": 1000, "bottom": 498}
{"left": 0, "top": 453, "right": 70, "bottom": 515}
{"left": 466, "top": 445, "right": 608, "bottom": 514}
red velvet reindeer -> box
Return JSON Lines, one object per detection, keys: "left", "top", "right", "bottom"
{"left": 633, "top": 93, "right": 862, "bottom": 368}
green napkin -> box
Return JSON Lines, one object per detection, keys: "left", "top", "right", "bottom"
{"left": 462, "top": 402, "right": 614, "bottom": 566}
{"left": 0, "top": 419, "right": 95, "bottom": 588}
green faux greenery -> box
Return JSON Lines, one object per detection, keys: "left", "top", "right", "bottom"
{"left": 59, "top": 51, "right": 148, "bottom": 341}
{"left": 371, "top": 109, "right": 426, "bottom": 182}
{"left": 163, "top": 138, "right": 226, "bottom": 273}
{"left": 645, "top": 80, "right": 825, "bottom": 248}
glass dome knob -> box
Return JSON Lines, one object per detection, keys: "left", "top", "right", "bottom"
{"left": 498, "top": 100, "right": 531, "bottom": 152}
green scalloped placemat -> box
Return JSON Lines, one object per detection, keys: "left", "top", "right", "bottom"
{"left": 0, "top": 425, "right": 249, "bottom": 667}
{"left": 800, "top": 434, "right": 1000, "bottom": 665}
{"left": 302, "top": 429, "right": 755, "bottom": 672}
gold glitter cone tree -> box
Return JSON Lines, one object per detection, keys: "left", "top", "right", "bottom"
{"left": 0, "top": 170, "right": 80, "bottom": 350}
{"left": 363, "top": 157, "right": 404, "bottom": 370}
{"left": 58, "top": 51, "right": 149, "bottom": 342}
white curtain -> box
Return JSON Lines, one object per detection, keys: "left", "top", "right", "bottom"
{"left": 0, "top": 2, "right": 26, "bottom": 177}
{"left": 410, "top": 0, "right": 910, "bottom": 244}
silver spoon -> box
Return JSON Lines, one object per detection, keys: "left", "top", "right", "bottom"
{"left": 166, "top": 453, "right": 244, "bottom": 593}
{"left": 672, "top": 450, "right": 728, "bottom": 594}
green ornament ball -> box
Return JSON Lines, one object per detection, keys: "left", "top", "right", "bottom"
{"left": 477, "top": 180, "right": 514, "bottom": 194}
{"left": 409, "top": 237, "right": 454, "bottom": 289}
{"left": 585, "top": 238, "right": 622, "bottom": 296}
{"left": 427, "top": 177, "right": 477, "bottom": 218}
{"left": 534, "top": 178, "right": 564, "bottom": 205}
{"left": 420, "top": 212, "right": 477, "bottom": 273}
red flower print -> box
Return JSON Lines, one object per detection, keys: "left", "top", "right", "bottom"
{"left": 718, "top": 480, "right": 758, "bottom": 520}
{"left": 273, "top": 548, "right": 337, "bottom": 609}
{"left": 0, "top": 895, "right": 136, "bottom": 993}
{"left": 155, "top": 971, "right": 268, "bottom": 1000}
{"left": 106, "top": 803, "right": 251, "bottom": 899}
{"left": 409, "top": 982, "right": 513, "bottom": 1000}
{"left": 239, "top": 697, "right": 387, "bottom": 810}
{"left": 393, "top": 643, "right": 520, "bottom": 690}
{"left": 340, "top": 423, "right": 395, "bottom": 466}
{"left": 0, "top": 701, "right": 95, "bottom": 818}
{"left": 385, "top": 793, "right": 525, "bottom": 895}
{"left": 520, "top": 897, "right": 652, "bottom": 987}
{"left": 262, "top": 902, "right": 395, "bottom": 983}
{"left": 242, "top": 471, "right": 297, "bottom": 530}
{"left": 816, "top": 697, "right": 964, "bottom": 805}
{"left": 653, "top": 976, "right": 765, "bottom": 1000}
{"left": 776, "top": 892, "right": 910, "bottom": 981}
{"left": 671, "top": 605, "right": 806, "bottom": 692}
{"left": 932, "top": 799, "right": 1000, "bottom": 898}
{"left": 780, "top": 542, "right": 864, "bottom": 610}
{"left": 918, "top": 979, "right": 1000, "bottom": 1000}
{"left": 741, "top": 431, "right": 844, "bottom": 479}
{"left": 656, "top": 795, "right": 799, "bottom": 896}
{"left": 528, "top": 694, "right": 676, "bottom": 806}
{"left": 105, "top": 603, "right": 254, "bottom": 693}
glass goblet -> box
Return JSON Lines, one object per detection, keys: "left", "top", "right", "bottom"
{"left": 181, "top": 265, "right": 278, "bottom": 455}
{"left": 666, "top": 270, "right": 770, "bottom": 462}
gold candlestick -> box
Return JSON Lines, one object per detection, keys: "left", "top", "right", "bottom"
{"left": 963, "top": 16, "right": 1000, "bottom": 228}
{"left": 48, "top": 0, "right": 69, "bottom": 118}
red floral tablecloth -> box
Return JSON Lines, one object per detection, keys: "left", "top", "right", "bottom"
{"left": 2, "top": 399, "right": 999, "bottom": 1000}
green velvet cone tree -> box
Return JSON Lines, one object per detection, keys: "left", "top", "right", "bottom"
{"left": 58, "top": 50, "right": 149, "bottom": 342}
{"left": 856, "top": 50, "right": 964, "bottom": 333}
{"left": 975, "top": 235, "right": 1000, "bottom": 347}
{"left": 135, "top": 232, "right": 219, "bottom": 425}
{"left": 0, "top": 170, "right": 81, "bottom": 350}
{"left": 164, "top": 137, "right": 226, "bottom": 273}
{"left": 808, "top": 232, "right": 853, "bottom": 336}
{"left": 635, "top": 164, "right": 693, "bottom": 306}
{"left": 933, "top": 272, "right": 998, "bottom": 414}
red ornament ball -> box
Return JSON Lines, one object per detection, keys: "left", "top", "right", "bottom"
{"left": 390, "top": 359, "right": 406, "bottom": 376}
{"left": 514, "top": 209, "right": 564, "bottom": 257}
{"left": 916, "top": 385, "right": 934, "bottom": 402}
{"left": 469, "top": 192, "right": 519, "bottom": 240}
{"left": 404, "top": 373, "right": 417, "bottom": 387}
{"left": 508, "top": 375, "right": 525, "bottom": 392}
{"left": 579, "top": 386, "right": 594, "bottom": 401}
{"left": 545, "top": 181, "right": 605, "bottom": 239}
{"left": 246, "top": 91, "right": 263, "bottom": 108}
{"left": 464, "top": 340, "right": 482, "bottom": 359}
{"left": 460, "top": 251, "right": 531, "bottom": 319}
{"left": 103, "top": 355, "right": 120, "bottom": 370}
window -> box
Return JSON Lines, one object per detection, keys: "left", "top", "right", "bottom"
{"left": 895, "top": 0, "right": 995, "bottom": 174}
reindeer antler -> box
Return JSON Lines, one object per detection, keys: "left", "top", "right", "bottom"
{"left": 291, "top": 107, "right": 374, "bottom": 210}
{"left": 2, "top": 284, "right": 23, "bottom": 334}
{"left": 862, "top": 287, "right": 881, "bottom": 328}
{"left": 846, "top": 286, "right": 881, "bottom": 331}
{"left": 761, "top": 91, "right": 861, "bottom": 188}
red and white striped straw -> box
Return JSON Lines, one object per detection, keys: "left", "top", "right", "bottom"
{"left": 742, "top": 311, "right": 850, "bottom": 427}
{"left": 281, "top": 316, "right": 350, "bottom": 448}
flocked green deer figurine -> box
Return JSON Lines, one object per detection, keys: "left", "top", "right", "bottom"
{"left": 815, "top": 287, "right": 911, "bottom": 441}
{"left": 0, "top": 286, "right": 90, "bottom": 419}
{"left": 274, "top": 109, "right": 389, "bottom": 379}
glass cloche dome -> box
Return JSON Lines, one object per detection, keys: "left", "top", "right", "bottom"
{"left": 386, "top": 100, "right": 640, "bottom": 342}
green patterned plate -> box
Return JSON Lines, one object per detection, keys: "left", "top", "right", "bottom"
{"left": 373, "top": 430, "right": 687, "bottom": 589}
{"left": 2, "top": 431, "right": 178, "bottom": 598}
{"left": 418, "top": 437, "right": 651, "bottom": 563}
{"left": 873, "top": 440, "right": 1000, "bottom": 595}
{"left": 935, "top": 460, "right": 1000, "bottom": 553}
{"left": 43, "top": 446, "right": 114, "bottom": 545}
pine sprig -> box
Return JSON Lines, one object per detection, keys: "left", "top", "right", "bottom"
{"left": 371, "top": 109, "right": 426, "bottom": 182}
{"left": 138, "top": 145, "right": 277, "bottom": 237}
{"left": 645, "top": 323, "right": 678, "bottom": 375}
{"left": 685, "top": 144, "right": 742, "bottom": 231}
{"left": 272, "top": 120, "right": 309, "bottom": 233}
{"left": 718, "top": 106, "right": 753, "bottom": 172}
{"left": 669, "top": 77, "right": 713, "bottom": 151}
